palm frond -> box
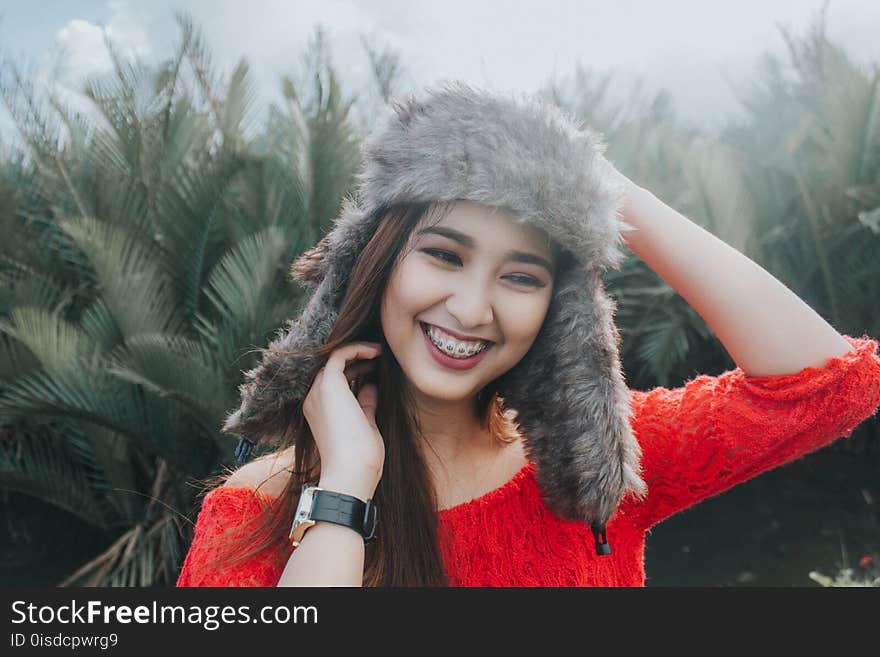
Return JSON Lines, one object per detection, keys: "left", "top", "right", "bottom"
{"left": 59, "top": 510, "right": 185, "bottom": 586}
{"left": 632, "top": 307, "right": 697, "bottom": 386}
{"left": 680, "top": 138, "right": 757, "bottom": 255}
{"left": 177, "top": 11, "right": 225, "bottom": 138}
{"left": 197, "top": 224, "right": 291, "bottom": 367}
{"left": 154, "top": 148, "right": 244, "bottom": 324}
{"left": 222, "top": 58, "right": 262, "bottom": 147}
{"left": 305, "top": 66, "right": 362, "bottom": 232}
{"left": 105, "top": 333, "right": 228, "bottom": 424}
{"left": 72, "top": 423, "right": 143, "bottom": 523}
{"left": 58, "top": 215, "right": 184, "bottom": 338}
{"left": 0, "top": 306, "right": 100, "bottom": 377}
{"left": 0, "top": 265, "right": 73, "bottom": 316}
{"left": 0, "top": 427, "right": 114, "bottom": 529}
{"left": 253, "top": 99, "right": 312, "bottom": 235}
{"left": 78, "top": 296, "right": 125, "bottom": 352}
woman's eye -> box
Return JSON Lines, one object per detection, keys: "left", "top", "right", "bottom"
{"left": 420, "top": 249, "right": 545, "bottom": 288}
{"left": 507, "top": 275, "right": 546, "bottom": 288}
{"left": 422, "top": 248, "right": 461, "bottom": 265}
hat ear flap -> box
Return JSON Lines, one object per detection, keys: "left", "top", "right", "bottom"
{"left": 497, "top": 265, "right": 647, "bottom": 527}
{"left": 222, "top": 203, "right": 379, "bottom": 447}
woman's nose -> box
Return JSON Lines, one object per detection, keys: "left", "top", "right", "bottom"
{"left": 445, "top": 281, "right": 494, "bottom": 329}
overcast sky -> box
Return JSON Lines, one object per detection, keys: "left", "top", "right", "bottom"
{"left": 1, "top": 0, "right": 878, "bottom": 143}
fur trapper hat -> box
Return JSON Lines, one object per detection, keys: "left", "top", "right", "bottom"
{"left": 222, "top": 80, "right": 647, "bottom": 554}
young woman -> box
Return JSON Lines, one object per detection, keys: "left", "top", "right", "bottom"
{"left": 175, "top": 82, "right": 880, "bottom": 587}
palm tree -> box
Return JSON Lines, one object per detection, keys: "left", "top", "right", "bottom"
{"left": 0, "top": 13, "right": 364, "bottom": 585}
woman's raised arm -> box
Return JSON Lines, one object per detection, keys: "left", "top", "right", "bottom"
{"left": 616, "top": 179, "right": 853, "bottom": 377}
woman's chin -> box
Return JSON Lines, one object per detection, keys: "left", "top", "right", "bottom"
{"left": 408, "top": 378, "right": 480, "bottom": 403}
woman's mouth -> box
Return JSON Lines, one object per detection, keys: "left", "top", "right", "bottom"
{"left": 419, "top": 322, "right": 494, "bottom": 370}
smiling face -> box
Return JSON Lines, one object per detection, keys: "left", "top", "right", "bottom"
{"left": 380, "top": 200, "right": 556, "bottom": 408}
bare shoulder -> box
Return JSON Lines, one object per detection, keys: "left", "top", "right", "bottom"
{"left": 222, "top": 446, "right": 297, "bottom": 498}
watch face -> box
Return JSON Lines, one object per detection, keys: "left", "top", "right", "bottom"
{"left": 289, "top": 485, "right": 320, "bottom": 547}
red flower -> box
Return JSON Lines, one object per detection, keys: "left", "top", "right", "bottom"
{"left": 858, "top": 554, "right": 873, "bottom": 569}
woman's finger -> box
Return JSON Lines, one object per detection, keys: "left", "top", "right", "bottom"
{"left": 343, "top": 359, "right": 378, "bottom": 381}
{"left": 325, "top": 342, "right": 382, "bottom": 375}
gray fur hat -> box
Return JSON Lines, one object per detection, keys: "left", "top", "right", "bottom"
{"left": 222, "top": 80, "right": 647, "bottom": 554}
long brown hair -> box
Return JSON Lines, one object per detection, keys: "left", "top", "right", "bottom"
{"left": 196, "top": 201, "right": 558, "bottom": 586}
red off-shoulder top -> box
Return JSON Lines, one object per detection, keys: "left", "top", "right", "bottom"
{"left": 176, "top": 334, "right": 880, "bottom": 586}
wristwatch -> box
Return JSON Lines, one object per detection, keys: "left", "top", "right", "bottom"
{"left": 289, "top": 485, "right": 378, "bottom": 548}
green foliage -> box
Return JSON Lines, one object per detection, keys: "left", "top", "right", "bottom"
{"left": 0, "top": 13, "right": 372, "bottom": 585}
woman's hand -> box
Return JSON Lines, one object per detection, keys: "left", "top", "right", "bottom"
{"left": 302, "top": 342, "right": 385, "bottom": 500}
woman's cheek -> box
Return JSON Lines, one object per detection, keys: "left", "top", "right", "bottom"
{"left": 399, "top": 262, "right": 446, "bottom": 306}
{"left": 506, "top": 294, "right": 550, "bottom": 337}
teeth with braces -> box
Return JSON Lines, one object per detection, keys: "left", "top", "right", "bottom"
{"left": 425, "top": 324, "right": 490, "bottom": 358}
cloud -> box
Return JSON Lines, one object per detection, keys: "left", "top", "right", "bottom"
{"left": 52, "top": 19, "right": 114, "bottom": 83}
{"left": 49, "top": 4, "right": 153, "bottom": 86}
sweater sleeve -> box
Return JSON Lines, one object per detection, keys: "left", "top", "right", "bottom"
{"left": 626, "top": 334, "right": 880, "bottom": 530}
{"left": 175, "top": 486, "right": 291, "bottom": 587}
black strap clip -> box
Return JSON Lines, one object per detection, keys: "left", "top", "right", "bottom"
{"left": 234, "top": 436, "right": 256, "bottom": 463}
{"left": 362, "top": 501, "right": 378, "bottom": 544}
{"left": 592, "top": 523, "right": 612, "bottom": 556}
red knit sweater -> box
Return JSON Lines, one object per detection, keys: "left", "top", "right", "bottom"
{"left": 176, "top": 334, "right": 880, "bottom": 587}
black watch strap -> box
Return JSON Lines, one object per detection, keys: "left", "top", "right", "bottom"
{"left": 312, "top": 489, "right": 378, "bottom": 543}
